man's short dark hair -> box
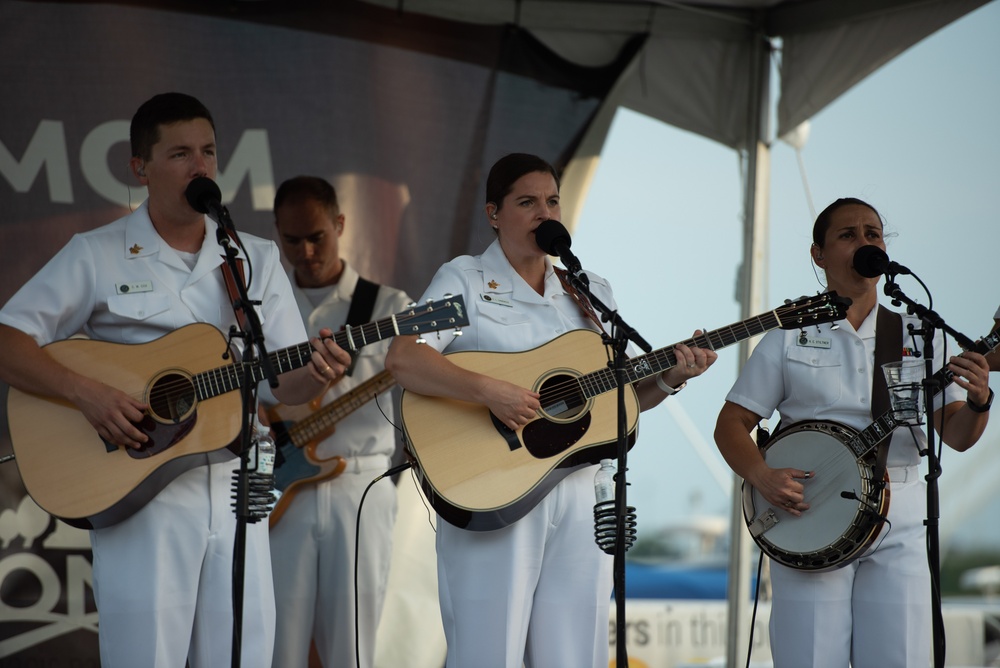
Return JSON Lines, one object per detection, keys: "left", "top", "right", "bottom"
{"left": 274, "top": 176, "right": 340, "bottom": 219}
{"left": 130, "top": 92, "right": 215, "bottom": 160}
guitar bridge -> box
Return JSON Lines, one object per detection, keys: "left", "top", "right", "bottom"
{"left": 748, "top": 509, "right": 779, "bottom": 538}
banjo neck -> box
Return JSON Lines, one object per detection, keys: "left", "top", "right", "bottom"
{"left": 846, "top": 329, "right": 1000, "bottom": 460}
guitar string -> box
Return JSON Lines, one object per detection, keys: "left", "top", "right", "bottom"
{"left": 130, "top": 300, "right": 840, "bottom": 423}
{"left": 117, "top": 310, "right": 448, "bottom": 405}
{"left": 133, "top": 301, "right": 813, "bottom": 405}
{"left": 289, "top": 374, "right": 397, "bottom": 443}
{"left": 532, "top": 299, "right": 841, "bottom": 412}
{"left": 534, "top": 310, "right": 788, "bottom": 411}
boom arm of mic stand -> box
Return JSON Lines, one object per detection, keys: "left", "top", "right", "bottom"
{"left": 569, "top": 272, "right": 652, "bottom": 353}
{"left": 884, "top": 278, "right": 976, "bottom": 350}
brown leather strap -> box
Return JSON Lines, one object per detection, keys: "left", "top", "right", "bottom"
{"left": 220, "top": 255, "right": 249, "bottom": 331}
{"left": 872, "top": 305, "right": 903, "bottom": 482}
{"left": 872, "top": 305, "right": 903, "bottom": 419}
{"left": 553, "top": 267, "right": 603, "bottom": 332}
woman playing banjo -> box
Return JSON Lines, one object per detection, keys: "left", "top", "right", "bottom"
{"left": 714, "top": 197, "right": 992, "bottom": 668}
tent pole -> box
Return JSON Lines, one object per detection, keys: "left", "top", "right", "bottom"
{"left": 725, "top": 27, "right": 773, "bottom": 668}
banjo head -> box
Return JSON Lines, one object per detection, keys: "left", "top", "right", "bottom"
{"left": 742, "top": 420, "right": 888, "bottom": 571}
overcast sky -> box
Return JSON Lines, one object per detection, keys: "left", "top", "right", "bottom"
{"left": 572, "top": 1, "right": 1000, "bottom": 553}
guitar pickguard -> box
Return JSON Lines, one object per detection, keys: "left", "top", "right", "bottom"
{"left": 126, "top": 370, "right": 201, "bottom": 459}
{"left": 126, "top": 413, "right": 198, "bottom": 459}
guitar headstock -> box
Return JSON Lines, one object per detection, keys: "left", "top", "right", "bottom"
{"left": 397, "top": 295, "right": 470, "bottom": 340}
{"left": 970, "top": 329, "right": 1000, "bottom": 356}
{"left": 775, "top": 291, "right": 852, "bottom": 330}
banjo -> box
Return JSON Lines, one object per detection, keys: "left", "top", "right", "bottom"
{"left": 743, "top": 329, "right": 1000, "bottom": 572}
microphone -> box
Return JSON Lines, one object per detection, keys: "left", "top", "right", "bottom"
{"left": 534, "top": 219, "right": 584, "bottom": 278}
{"left": 852, "top": 245, "right": 911, "bottom": 278}
{"left": 184, "top": 176, "right": 233, "bottom": 230}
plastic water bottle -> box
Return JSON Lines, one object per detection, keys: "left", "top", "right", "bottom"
{"left": 594, "top": 459, "right": 616, "bottom": 504}
{"left": 254, "top": 431, "right": 276, "bottom": 476}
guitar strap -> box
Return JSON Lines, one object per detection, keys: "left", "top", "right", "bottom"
{"left": 340, "top": 276, "right": 379, "bottom": 376}
{"left": 554, "top": 267, "right": 604, "bottom": 333}
{"left": 345, "top": 277, "right": 380, "bottom": 328}
{"left": 219, "top": 248, "right": 249, "bottom": 332}
{"left": 872, "top": 305, "right": 903, "bottom": 484}
{"left": 342, "top": 276, "right": 380, "bottom": 376}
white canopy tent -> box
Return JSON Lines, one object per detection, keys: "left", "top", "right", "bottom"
{"left": 0, "top": 1, "right": 992, "bottom": 664}
{"left": 351, "top": 1, "right": 992, "bottom": 664}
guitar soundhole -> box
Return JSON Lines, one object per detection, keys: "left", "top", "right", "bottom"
{"left": 521, "top": 372, "right": 591, "bottom": 459}
{"left": 148, "top": 371, "right": 197, "bottom": 424}
{"left": 537, "top": 372, "right": 588, "bottom": 422}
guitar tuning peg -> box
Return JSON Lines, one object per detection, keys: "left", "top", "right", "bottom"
{"left": 416, "top": 336, "right": 427, "bottom": 345}
{"left": 452, "top": 328, "right": 463, "bottom": 337}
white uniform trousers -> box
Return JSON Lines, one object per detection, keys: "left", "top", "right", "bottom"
{"left": 90, "top": 458, "right": 275, "bottom": 668}
{"left": 270, "top": 454, "right": 396, "bottom": 668}
{"left": 769, "top": 465, "right": 930, "bottom": 668}
{"left": 436, "top": 465, "right": 614, "bottom": 668}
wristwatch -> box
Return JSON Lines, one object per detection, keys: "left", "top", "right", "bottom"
{"left": 656, "top": 374, "right": 686, "bottom": 395}
{"left": 967, "top": 388, "right": 994, "bottom": 413}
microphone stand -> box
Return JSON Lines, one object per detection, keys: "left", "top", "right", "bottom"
{"left": 883, "top": 273, "right": 973, "bottom": 668}
{"left": 563, "top": 269, "right": 651, "bottom": 668}
{"left": 214, "top": 218, "right": 280, "bottom": 668}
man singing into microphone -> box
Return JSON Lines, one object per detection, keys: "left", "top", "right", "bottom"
{"left": 0, "top": 93, "right": 351, "bottom": 667}
{"left": 714, "top": 197, "right": 992, "bottom": 668}
{"left": 386, "top": 153, "right": 717, "bottom": 667}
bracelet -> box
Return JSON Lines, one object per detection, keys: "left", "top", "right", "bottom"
{"left": 967, "top": 387, "right": 993, "bottom": 413}
{"left": 656, "top": 374, "right": 686, "bottom": 396}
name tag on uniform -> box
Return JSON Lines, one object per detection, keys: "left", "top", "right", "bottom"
{"left": 481, "top": 293, "right": 513, "bottom": 308}
{"left": 797, "top": 334, "right": 831, "bottom": 349}
{"left": 116, "top": 280, "right": 153, "bottom": 295}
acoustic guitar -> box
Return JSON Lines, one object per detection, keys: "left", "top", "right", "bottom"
{"left": 400, "top": 292, "right": 849, "bottom": 530}
{"left": 7, "top": 296, "right": 467, "bottom": 529}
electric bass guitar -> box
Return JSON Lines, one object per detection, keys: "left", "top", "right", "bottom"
{"left": 7, "top": 296, "right": 467, "bottom": 529}
{"left": 400, "top": 292, "right": 850, "bottom": 531}
{"left": 743, "top": 328, "right": 1000, "bottom": 572}
{"left": 265, "top": 369, "right": 397, "bottom": 527}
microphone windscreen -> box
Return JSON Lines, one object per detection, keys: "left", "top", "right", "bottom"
{"left": 184, "top": 176, "right": 221, "bottom": 214}
{"left": 852, "top": 245, "right": 889, "bottom": 278}
{"left": 533, "top": 219, "right": 571, "bottom": 256}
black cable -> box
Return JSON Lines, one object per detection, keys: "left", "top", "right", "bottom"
{"left": 745, "top": 548, "right": 765, "bottom": 668}
{"left": 353, "top": 460, "right": 413, "bottom": 668}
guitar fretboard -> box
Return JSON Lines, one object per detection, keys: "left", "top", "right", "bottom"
{"left": 290, "top": 370, "right": 397, "bottom": 446}
{"left": 573, "top": 292, "right": 854, "bottom": 401}
{"left": 190, "top": 315, "right": 405, "bottom": 401}
{"left": 580, "top": 311, "right": 784, "bottom": 397}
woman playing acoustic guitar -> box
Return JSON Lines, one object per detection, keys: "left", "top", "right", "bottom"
{"left": 386, "top": 153, "right": 716, "bottom": 668}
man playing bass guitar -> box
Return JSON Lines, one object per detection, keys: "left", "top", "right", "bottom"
{"left": 263, "top": 176, "right": 413, "bottom": 668}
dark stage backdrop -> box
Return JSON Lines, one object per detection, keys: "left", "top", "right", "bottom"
{"left": 0, "top": 1, "right": 635, "bottom": 663}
